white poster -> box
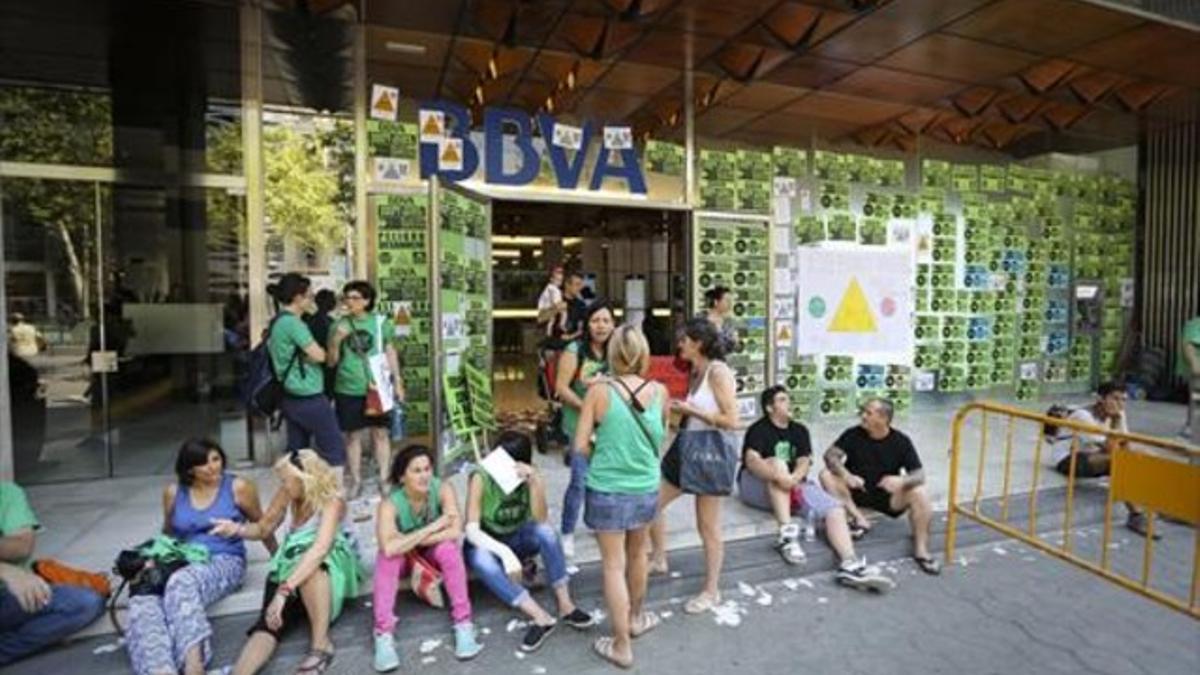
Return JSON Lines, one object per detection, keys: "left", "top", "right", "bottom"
{"left": 887, "top": 220, "right": 913, "bottom": 248}
{"left": 370, "top": 84, "right": 399, "bottom": 121}
{"left": 419, "top": 109, "right": 445, "bottom": 141}
{"left": 438, "top": 138, "right": 464, "bottom": 171}
{"left": 915, "top": 215, "right": 934, "bottom": 264}
{"left": 552, "top": 122, "right": 583, "bottom": 150}
{"left": 603, "top": 126, "right": 632, "bottom": 150}
{"left": 914, "top": 371, "right": 937, "bottom": 391}
{"left": 373, "top": 157, "right": 411, "bottom": 183}
{"left": 795, "top": 248, "right": 913, "bottom": 360}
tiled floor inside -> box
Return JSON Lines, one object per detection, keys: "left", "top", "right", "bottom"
{"left": 22, "top": 393, "right": 1194, "bottom": 638}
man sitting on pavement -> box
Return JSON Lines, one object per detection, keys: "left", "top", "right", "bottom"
{"left": 820, "top": 397, "right": 941, "bottom": 575}
{"left": 1, "top": 481, "right": 105, "bottom": 665}
{"left": 738, "top": 386, "right": 895, "bottom": 592}
{"left": 1048, "top": 381, "right": 1158, "bottom": 538}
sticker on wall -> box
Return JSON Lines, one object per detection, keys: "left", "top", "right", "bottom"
{"left": 879, "top": 296, "right": 897, "bottom": 318}
{"left": 775, "top": 320, "right": 794, "bottom": 348}
{"left": 552, "top": 122, "right": 583, "bottom": 150}
{"left": 887, "top": 220, "right": 912, "bottom": 247}
{"left": 773, "top": 176, "right": 797, "bottom": 198}
{"left": 392, "top": 301, "right": 414, "bottom": 338}
{"left": 915, "top": 217, "right": 934, "bottom": 264}
{"left": 370, "top": 84, "right": 399, "bottom": 121}
{"left": 1120, "top": 278, "right": 1134, "bottom": 307}
{"left": 1019, "top": 362, "right": 1039, "bottom": 380}
{"left": 438, "top": 138, "right": 464, "bottom": 171}
{"left": 373, "top": 157, "right": 411, "bottom": 183}
{"left": 774, "top": 297, "right": 796, "bottom": 320}
{"left": 419, "top": 109, "right": 446, "bottom": 141}
{"left": 603, "top": 126, "right": 633, "bottom": 150}
{"left": 914, "top": 371, "right": 937, "bottom": 392}
{"left": 807, "top": 295, "right": 827, "bottom": 319}
{"left": 737, "top": 396, "right": 759, "bottom": 419}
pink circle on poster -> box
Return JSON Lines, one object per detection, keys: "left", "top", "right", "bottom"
{"left": 880, "top": 297, "right": 897, "bottom": 317}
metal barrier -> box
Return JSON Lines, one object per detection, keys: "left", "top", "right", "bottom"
{"left": 945, "top": 401, "right": 1200, "bottom": 619}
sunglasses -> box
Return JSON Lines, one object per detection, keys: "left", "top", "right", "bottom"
{"left": 288, "top": 451, "right": 304, "bottom": 472}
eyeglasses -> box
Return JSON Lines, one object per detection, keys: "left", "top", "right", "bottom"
{"left": 344, "top": 294, "right": 365, "bottom": 301}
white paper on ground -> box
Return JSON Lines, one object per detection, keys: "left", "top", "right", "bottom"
{"left": 480, "top": 447, "right": 525, "bottom": 495}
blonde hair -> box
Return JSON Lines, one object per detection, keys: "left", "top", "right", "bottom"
{"left": 275, "top": 449, "right": 340, "bottom": 513}
{"left": 607, "top": 324, "right": 650, "bottom": 376}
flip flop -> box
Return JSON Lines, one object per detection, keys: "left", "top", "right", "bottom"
{"left": 648, "top": 558, "right": 669, "bottom": 576}
{"left": 295, "top": 648, "right": 335, "bottom": 675}
{"left": 913, "top": 556, "right": 942, "bottom": 576}
{"left": 593, "top": 637, "right": 633, "bottom": 669}
{"left": 684, "top": 592, "right": 720, "bottom": 615}
{"left": 630, "top": 610, "right": 661, "bottom": 639}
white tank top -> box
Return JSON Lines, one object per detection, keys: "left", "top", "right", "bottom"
{"left": 685, "top": 362, "right": 722, "bottom": 431}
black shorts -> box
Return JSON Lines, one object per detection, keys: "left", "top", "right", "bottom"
{"left": 851, "top": 487, "right": 908, "bottom": 519}
{"left": 1055, "top": 455, "right": 1109, "bottom": 479}
{"left": 246, "top": 579, "right": 308, "bottom": 640}
{"left": 334, "top": 394, "right": 390, "bottom": 433}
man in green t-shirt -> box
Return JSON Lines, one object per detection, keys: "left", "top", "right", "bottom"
{"left": 0, "top": 482, "right": 105, "bottom": 665}
{"left": 1180, "top": 316, "right": 1200, "bottom": 438}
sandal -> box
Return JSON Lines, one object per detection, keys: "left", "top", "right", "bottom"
{"left": 593, "top": 637, "right": 633, "bottom": 669}
{"left": 630, "top": 610, "right": 661, "bottom": 638}
{"left": 913, "top": 555, "right": 942, "bottom": 576}
{"left": 648, "top": 558, "right": 670, "bottom": 576}
{"left": 295, "top": 648, "right": 335, "bottom": 674}
{"left": 684, "top": 592, "right": 720, "bottom": 615}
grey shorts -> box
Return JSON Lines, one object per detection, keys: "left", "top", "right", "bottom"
{"left": 737, "top": 469, "right": 842, "bottom": 519}
{"left": 584, "top": 489, "right": 659, "bottom": 532}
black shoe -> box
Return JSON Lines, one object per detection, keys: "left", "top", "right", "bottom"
{"left": 560, "top": 608, "right": 596, "bottom": 630}
{"left": 1126, "top": 513, "right": 1163, "bottom": 540}
{"left": 521, "top": 622, "right": 557, "bottom": 652}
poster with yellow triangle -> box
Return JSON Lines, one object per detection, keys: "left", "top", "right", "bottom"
{"left": 419, "top": 109, "right": 446, "bottom": 142}
{"left": 438, "top": 138, "right": 463, "bottom": 171}
{"left": 370, "top": 84, "right": 399, "bottom": 121}
{"left": 828, "top": 277, "right": 877, "bottom": 333}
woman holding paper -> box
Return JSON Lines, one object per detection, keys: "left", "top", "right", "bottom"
{"left": 371, "top": 445, "right": 483, "bottom": 672}
{"left": 327, "top": 280, "right": 405, "bottom": 498}
{"left": 574, "top": 324, "right": 668, "bottom": 669}
{"left": 465, "top": 430, "right": 596, "bottom": 653}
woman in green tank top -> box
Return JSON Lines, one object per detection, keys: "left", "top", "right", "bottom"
{"left": 370, "top": 446, "right": 482, "bottom": 670}
{"left": 463, "top": 431, "right": 595, "bottom": 652}
{"left": 572, "top": 325, "right": 668, "bottom": 669}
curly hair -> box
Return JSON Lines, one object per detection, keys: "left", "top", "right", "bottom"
{"left": 682, "top": 316, "right": 726, "bottom": 361}
{"left": 276, "top": 449, "right": 341, "bottom": 513}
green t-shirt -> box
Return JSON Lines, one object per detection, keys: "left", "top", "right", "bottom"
{"left": 334, "top": 313, "right": 396, "bottom": 396}
{"left": 1179, "top": 317, "right": 1200, "bottom": 378}
{"left": 268, "top": 312, "right": 323, "bottom": 397}
{"left": 390, "top": 478, "right": 442, "bottom": 534}
{"left": 477, "top": 472, "right": 531, "bottom": 537}
{"left": 0, "top": 482, "right": 40, "bottom": 569}
{"left": 560, "top": 340, "right": 610, "bottom": 438}
{"left": 587, "top": 385, "right": 664, "bottom": 495}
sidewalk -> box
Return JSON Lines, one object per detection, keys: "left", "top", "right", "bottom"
{"left": 20, "top": 396, "right": 1192, "bottom": 639}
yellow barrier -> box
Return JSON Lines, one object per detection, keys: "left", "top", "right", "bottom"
{"left": 945, "top": 401, "right": 1200, "bottom": 619}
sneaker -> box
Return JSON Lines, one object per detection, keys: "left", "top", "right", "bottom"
{"left": 373, "top": 633, "right": 400, "bottom": 672}
{"left": 560, "top": 608, "right": 596, "bottom": 630}
{"left": 453, "top": 622, "right": 484, "bottom": 660}
{"left": 521, "top": 621, "right": 556, "bottom": 652}
{"left": 561, "top": 533, "right": 576, "bottom": 559}
{"left": 1126, "top": 513, "right": 1163, "bottom": 540}
{"left": 836, "top": 559, "right": 896, "bottom": 594}
{"left": 775, "top": 523, "right": 806, "bottom": 565}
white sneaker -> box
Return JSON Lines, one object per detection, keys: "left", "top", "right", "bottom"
{"left": 836, "top": 558, "right": 896, "bottom": 593}
{"left": 561, "top": 532, "right": 575, "bottom": 559}
{"left": 775, "top": 523, "right": 806, "bottom": 565}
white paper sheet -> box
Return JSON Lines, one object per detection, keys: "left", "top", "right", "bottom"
{"left": 480, "top": 447, "right": 525, "bottom": 495}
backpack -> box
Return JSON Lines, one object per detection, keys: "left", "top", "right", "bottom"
{"left": 243, "top": 315, "right": 304, "bottom": 423}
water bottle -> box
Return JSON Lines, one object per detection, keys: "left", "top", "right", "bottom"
{"left": 803, "top": 509, "right": 817, "bottom": 543}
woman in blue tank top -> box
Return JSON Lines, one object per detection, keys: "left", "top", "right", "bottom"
{"left": 124, "top": 439, "right": 270, "bottom": 675}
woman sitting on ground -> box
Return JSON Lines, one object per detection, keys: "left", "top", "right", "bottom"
{"left": 216, "top": 449, "right": 363, "bottom": 675}
{"left": 371, "top": 445, "right": 483, "bottom": 672}
{"left": 125, "top": 439, "right": 271, "bottom": 675}
{"left": 464, "top": 430, "right": 595, "bottom": 653}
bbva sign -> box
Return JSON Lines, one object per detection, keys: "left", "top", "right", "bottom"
{"left": 418, "top": 100, "right": 648, "bottom": 195}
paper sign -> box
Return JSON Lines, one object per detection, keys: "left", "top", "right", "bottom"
{"left": 887, "top": 221, "right": 912, "bottom": 247}
{"left": 774, "top": 320, "right": 794, "bottom": 348}
{"left": 773, "top": 297, "right": 796, "bottom": 320}
{"left": 373, "top": 157, "right": 411, "bottom": 183}
{"left": 479, "top": 447, "right": 525, "bottom": 495}
{"left": 603, "top": 126, "right": 632, "bottom": 150}
{"left": 419, "top": 109, "right": 445, "bottom": 142}
{"left": 1019, "top": 362, "right": 1039, "bottom": 381}
{"left": 368, "top": 354, "right": 396, "bottom": 414}
{"left": 438, "top": 138, "right": 464, "bottom": 171}
{"left": 552, "top": 123, "right": 583, "bottom": 150}
{"left": 737, "top": 397, "right": 759, "bottom": 419}
{"left": 1120, "top": 278, "right": 1134, "bottom": 307}
{"left": 773, "top": 177, "right": 797, "bottom": 198}
{"left": 914, "top": 371, "right": 936, "bottom": 391}
{"left": 91, "top": 351, "right": 118, "bottom": 373}
{"left": 799, "top": 188, "right": 812, "bottom": 212}
{"left": 392, "top": 302, "right": 413, "bottom": 338}
{"left": 370, "top": 84, "right": 399, "bottom": 121}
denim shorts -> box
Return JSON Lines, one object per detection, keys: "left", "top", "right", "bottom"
{"left": 584, "top": 489, "right": 659, "bottom": 532}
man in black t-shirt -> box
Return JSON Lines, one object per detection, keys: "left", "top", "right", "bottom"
{"left": 821, "top": 397, "right": 941, "bottom": 575}
{"left": 740, "top": 387, "right": 895, "bottom": 591}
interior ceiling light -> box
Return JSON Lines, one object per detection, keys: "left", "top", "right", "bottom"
{"left": 545, "top": 96, "right": 555, "bottom": 112}
{"left": 487, "top": 55, "right": 499, "bottom": 80}
{"left": 385, "top": 41, "right": 427, "bottom": 55}
{"left": 474, "top": 83, "right": 485, "bottom": 105}
{"left": 566, "top": 68, "right": 576, "bottom": 90}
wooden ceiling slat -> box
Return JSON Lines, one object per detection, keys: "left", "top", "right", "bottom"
{"left": 943, "top": 0, "right": 1144, "bottom": 56}
{"left": 813, "top": 0, "right": 995, "bottom": 64}
{"left": 826, "top": 66, "right": 962, "bottom": 106}
{"left": 880, "top": 33, "right": 1042, "bottom": 83}
{"left": 1018, "top": 59, "right": 1079, "bottom": 94}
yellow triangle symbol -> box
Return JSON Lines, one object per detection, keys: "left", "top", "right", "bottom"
{"left": 423, "top": 115, "right": 442, "bottom": 135}
{"left": 375, "top": 92, "right": 394, "bottom": 113}
{"left": 441, "top": 142, "right": 460, "bottom": 163}
{"left": 828, "top": 277, "right": 877, "bottom": 333}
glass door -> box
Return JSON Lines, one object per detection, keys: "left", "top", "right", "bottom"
{"left": 3, "top": 177, "right": 110, "bottom": 482}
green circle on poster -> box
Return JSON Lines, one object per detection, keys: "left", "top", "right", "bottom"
{"left": 807, "top": 296, "right": 826, "bottom": 318}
